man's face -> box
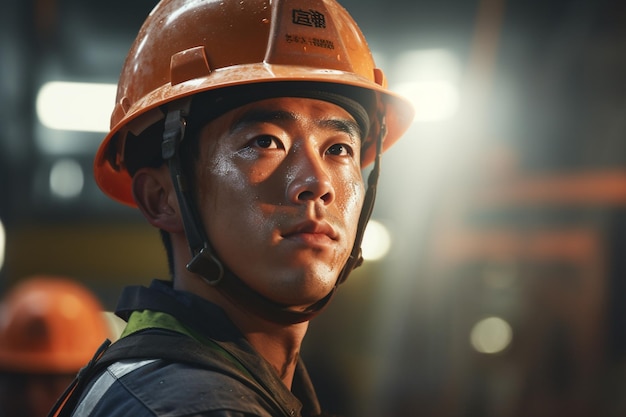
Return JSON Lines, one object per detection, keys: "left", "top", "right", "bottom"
{"left": 193, "top": 97, "right": 365, "bottom": 309}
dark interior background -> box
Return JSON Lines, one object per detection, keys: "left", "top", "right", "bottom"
{"left": 2, "top": 0, "right": 626, "bottom": 416}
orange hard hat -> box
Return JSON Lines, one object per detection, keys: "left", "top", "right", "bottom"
{"left": 0, "top": 277, "right": 110, "bottom": 374}
{"left": 94, "top": 0, "right": 415, "bottom": 207}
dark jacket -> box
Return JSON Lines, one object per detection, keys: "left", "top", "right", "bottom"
{"left": 63, "top": 280, "right": 322, "bottom": 417}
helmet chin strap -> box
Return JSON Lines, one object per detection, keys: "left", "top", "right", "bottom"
{"left": 161, "top": 101, "right": 385, "bottom": 325}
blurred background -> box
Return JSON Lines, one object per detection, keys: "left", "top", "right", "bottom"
{"left": 2, "top": 0, "right": 626, "bottom": 416}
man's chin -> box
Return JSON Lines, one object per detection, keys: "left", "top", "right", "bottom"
{"left": 257, "top": 273, "right": 339, "bottom": 309}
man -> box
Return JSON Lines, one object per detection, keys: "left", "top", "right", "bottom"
{"left": 50, "top": 0, "right": 414, "bottom": 416}
{"left": 0, "top": 276, "right": 111, "bottom": 417}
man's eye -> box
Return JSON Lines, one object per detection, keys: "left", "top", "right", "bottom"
{"left": 326, "top": 143, "right": 352, "bottom": 156}
{"left": 254, "top": 135, "right": 279, "bottom": 149}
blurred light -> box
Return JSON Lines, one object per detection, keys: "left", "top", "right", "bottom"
{"left": 483, "top": 261, "right": 518, "bottom": 289}
{"left": 49, "top": 159, "right": 84, "bottom": 199}
{"left": 0, "top": 220, "right": 5, "bottom": 271}
{"left": 36, "top": 81, "right": 116, "bottom": 132}
{"left": 470, "top": 316, "right": 513, "bottom": 354}
{"left": 391, "top": 49, "right": 461, "bottom": 123}
{"left": 362, "top": 219, "right": 392, "bottom": 261}
{"left": 395, "top": 80, "right": 460, "bottom": 123}
{"left": 102, "top": 311, "right": 126, "bottom": 342}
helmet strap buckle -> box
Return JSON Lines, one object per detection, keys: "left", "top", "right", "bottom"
{"left": 187, "top": 247, "right": 225, "bottom": 286}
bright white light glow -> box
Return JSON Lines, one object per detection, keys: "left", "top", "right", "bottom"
{"left": 36, "top": 81, "right": 116, "bottom": 132}
{"left": 0, "top": 220, "right": 5, "bottom": 271}
{"left": 391, "top": 49, "right": 461, "bottom": 123}
{"left": 395, "top": 80, "right": 460, "bottom": 123}
{"left": 470, "top": 316, "right": 513, "bottom": 354}
{"left": 49, "top": 159, "right": 84, "bottom": 199}
{"left": 362, "top": 219, "right": 392, "bottom": 261}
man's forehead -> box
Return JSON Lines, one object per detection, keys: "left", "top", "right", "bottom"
{"left": 187, "top": 82, "right": 372, "bottom": 140}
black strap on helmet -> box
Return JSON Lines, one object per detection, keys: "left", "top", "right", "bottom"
{"left": 336, "top": 113, "right": 386, "bottom": 286}
{"left": 162, "top": 102, "right": 225, "bottom": 285}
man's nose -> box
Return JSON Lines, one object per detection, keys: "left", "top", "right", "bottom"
{"left": 285, "top": 149, "right": 335, "bottom": 205}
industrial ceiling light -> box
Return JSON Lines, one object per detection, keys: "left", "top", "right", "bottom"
{"left": 36, "top": 81, "right": 116, "bottom": 133}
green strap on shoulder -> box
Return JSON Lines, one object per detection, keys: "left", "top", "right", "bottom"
{"left": 121, "top": 310, "right": 252, "bottom": 378}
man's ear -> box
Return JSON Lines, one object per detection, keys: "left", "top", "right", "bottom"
{"left": 132, "top": 165, "right": 184, "bottom": 233}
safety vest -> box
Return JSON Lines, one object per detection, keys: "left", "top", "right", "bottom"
{"left": 48, "top": 330, "right": 301, "bottom": 417}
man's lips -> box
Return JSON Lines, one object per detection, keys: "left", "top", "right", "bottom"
{"left": 281, "top": 220, "right": 338, "bottom": 244}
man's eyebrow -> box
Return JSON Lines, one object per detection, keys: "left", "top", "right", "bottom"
{"left": 317, "top": 118, "right": 361, "bottom": 141}
{"left": 230, "top": 108, "right": 361, "bottom": 140}
{"left": 230, "top": 109, "right": 297, "bottom": 133}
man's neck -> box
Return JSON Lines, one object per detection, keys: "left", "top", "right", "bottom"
{"left": 240, "top": 318, "right": 308, "bottom": 389}
{"left": 174, "top": 275, "right": 309, "bottom": 389}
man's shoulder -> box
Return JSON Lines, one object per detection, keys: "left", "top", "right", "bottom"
{"left": 118, "top": 358, "right": 276, "bottom": 414}
{"left": 78, "top": 358, "right": 276, "bottom": 417}
{"left": 71, "top": 330, "right": 284, "bottom": 417}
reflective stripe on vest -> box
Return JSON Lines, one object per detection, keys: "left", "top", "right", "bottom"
{"left": 72, "top": 359, "right": 158, "bottom": 417}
